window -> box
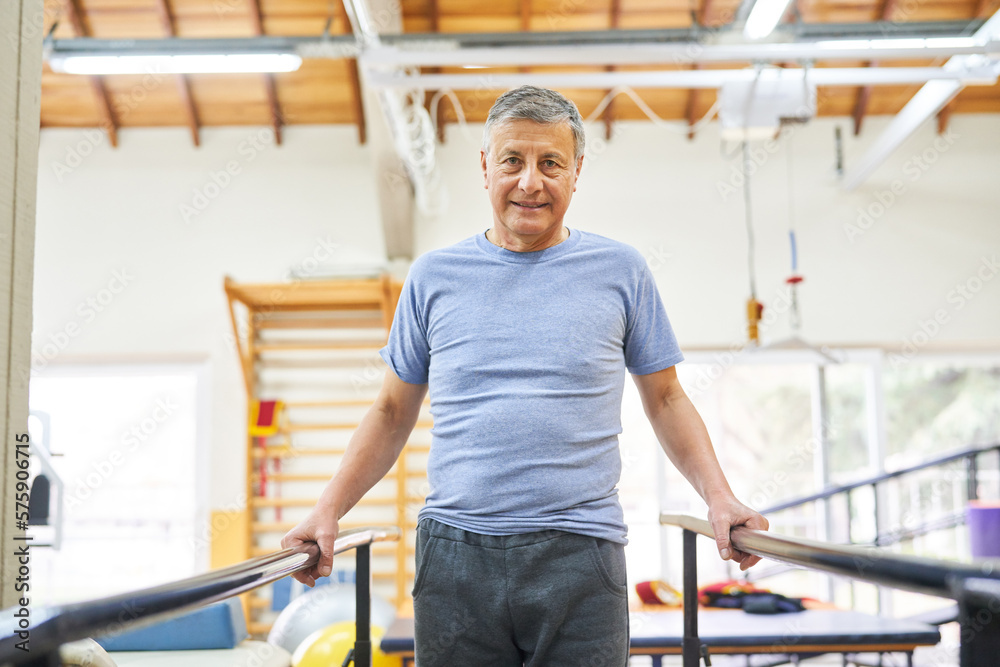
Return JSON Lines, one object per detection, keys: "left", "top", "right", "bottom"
{"left": 620, "top": 350, "right": 1000, "bottom": 613}
{"left": 27, "top": 365, "right": 206, "bottom": 604}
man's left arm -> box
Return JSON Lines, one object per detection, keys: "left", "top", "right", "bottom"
{"left": 632, "top": 365, "right": 768, "bottom": 571}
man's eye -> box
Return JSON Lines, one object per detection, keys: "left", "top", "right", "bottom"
{"left": 505, "top": 157, "right": 519, "bottom": 165}
{"left": 543, "top": 160, "right": 558, "bottom": 168}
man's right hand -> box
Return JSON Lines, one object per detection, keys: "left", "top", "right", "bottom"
{"left": 281, "top": 508, "right": 339, "bottom": 587}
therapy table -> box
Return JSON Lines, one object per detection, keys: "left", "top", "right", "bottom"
{"left": 380, "top": 609, "right": 941, "bottom": 666}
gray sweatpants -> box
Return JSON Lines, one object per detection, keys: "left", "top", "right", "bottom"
{"left": 412, "top": 518, "right": 629, "bottom": 667}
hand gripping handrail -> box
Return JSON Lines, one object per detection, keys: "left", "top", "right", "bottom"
{"left": 0, "top": 526, "right": 400, "bottom": 667}
{"left": 660, "top": 513, "right": 1000, "bottom": 667}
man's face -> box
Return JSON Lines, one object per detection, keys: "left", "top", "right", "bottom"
{"left": 481, "top": 119, "right": 583, "bottom": 242}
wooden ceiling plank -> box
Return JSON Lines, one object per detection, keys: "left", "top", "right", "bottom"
{"left": 64, "top": 0, "right": 119, "bottom": 147}
{"left": 155, "top": 0, "right": 200, "bottom": 146}
{"left": 249, "top": 0, "right": 283, "bottom": 145}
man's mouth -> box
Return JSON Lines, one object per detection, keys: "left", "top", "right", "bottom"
{"left": 512, "top": 201, "right": 548, "bottom": 209}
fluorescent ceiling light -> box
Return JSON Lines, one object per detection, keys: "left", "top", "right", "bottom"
{"left": 744, "top": 0, "right": 794, "bottom": 40}
{"left": 924, "top": 37, "right": 979, "bottom": 48}
{"left": 49, "top": 53, "right": 302, "bottom": 75}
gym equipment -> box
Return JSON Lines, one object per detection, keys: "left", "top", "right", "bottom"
{"left": 267, "top": 583, "right": 396, "bottom": 655}
{"left": 292, "top": 621, "right": 399, "bottom": 667}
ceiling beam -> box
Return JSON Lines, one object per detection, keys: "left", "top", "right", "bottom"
{"left": 936, "top": 99, "right": 955, "bottom": 134}
{"left": 852, "top": 84, "right": 872, "bottom": 135}
{"left": 248, "top": 0, "right": 283, "bottom": 145}
{"left": 425, "top": 0, "right": 444, "bottom": 143}
{"left": 155, "top": 0, "right": 200, "bottom": 146}
{"left": 684, "top": 64, "right": 701, "bottom": 140}
{"left": 851, "top": 0, "right": 899, "bottom": 136}
{"left": 684, "top": 0, "right": 710, "bottom": 141}
{"left": 63, "top": 0, "right": 118, "bottom": 147}
{"left": 602, "top": 0, "right": 621, "bottom": 141}
{"left": 341, "top": 1, "right": 368, "bottom": 145}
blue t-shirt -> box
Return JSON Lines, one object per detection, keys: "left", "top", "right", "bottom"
{"left": 379, "top": 227, "right": 684, "bottom": 544}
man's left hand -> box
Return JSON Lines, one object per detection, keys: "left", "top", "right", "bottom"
{"left": 707, "top": 498, "right": 769, "bottom": 571}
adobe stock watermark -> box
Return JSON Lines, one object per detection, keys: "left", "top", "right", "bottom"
{"left": 844, "top": 128, "right": 960, "bottom": 243}
{"left": 888, "top": 254, "right": 998, "bottom": 369}
{"left": 222, "top": 236, "right": 341, "bottom": 353}
{"left": 179, "top": 127, "right": 277, "bottom": 224}
{"left": 65, "top": 396, "right": 181, "bottom": 509}
{"left": 189, "top": 493, "right": 248, "bottom": 555}
{"left": 30, "top": 268, "right": 135, "bottom": 374}
{"left": 685, "top": 284, "right": 824, "bottom": 398}
{"left": 749, "top": 419, "right": 840, "bottom": 509}
{"left": 6, "top": 2, "right": 58, "bottom": 55}
{"left": 51, "top": 68, "right": 172, "bottom": 182}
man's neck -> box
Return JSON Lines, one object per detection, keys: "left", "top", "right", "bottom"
{"left": 486, "top": 226, "right": 569, "bottom": 252}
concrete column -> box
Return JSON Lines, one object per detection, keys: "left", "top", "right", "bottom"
{"left": 1, "top": 0, "right": 43, "bottom": 608}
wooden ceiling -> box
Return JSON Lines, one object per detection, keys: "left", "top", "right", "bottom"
{"left": 39, "top": 0, "right": 1000, "bottom": 146}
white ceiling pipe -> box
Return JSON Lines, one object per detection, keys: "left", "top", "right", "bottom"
{"left": 842, "top": 8, "right": 1000, "bottom": 190}
{"left": 360, "top": 38, "right": 1000, "bottom": 68}
{"left": 364, "top": 66, "right": 998, "bottom": 91}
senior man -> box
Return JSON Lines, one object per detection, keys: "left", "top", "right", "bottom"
{"left": 282, "top": 85, "right": 768, "bottom": 666}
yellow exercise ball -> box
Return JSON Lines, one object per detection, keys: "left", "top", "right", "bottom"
{"left": 291, "top": 621, "right": 401, "bottom": 667}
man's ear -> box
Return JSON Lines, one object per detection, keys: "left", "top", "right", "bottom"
{"left": 572, "top": 154, "right": 584, "bottom": 192}
{"left": 481, "top": 150, "right": 489, "bottom": 189}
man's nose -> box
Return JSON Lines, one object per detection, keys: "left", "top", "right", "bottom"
{"left": 518, "top": 165, "right": 543, "bottom": 193}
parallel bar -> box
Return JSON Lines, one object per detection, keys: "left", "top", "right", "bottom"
{"left": 955, "top": 578, "right": 1000, "bottom": 667}
{"left": 661, "top": 514, "right": 1000, "bottom": 601}
{"left": 0, "top": 527, "right": 399, "bottom": 664}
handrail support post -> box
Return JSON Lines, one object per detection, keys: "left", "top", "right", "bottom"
{"left": 954, "top": 577, "right": 1000, "bottom": 667}
{"left": 682, "top": 528, "right": 705, "bottom": 667}
{"left": 354, "top": 543, "right": 372, "bottom": 667}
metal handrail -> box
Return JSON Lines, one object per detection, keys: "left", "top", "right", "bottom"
{"left": 0, "top": 526, "right": 399, "bottom": 666}
{"left": 762, "top": 443, "right": 1000, "bottom": 514}
{"left": 660, "top": 513, "right": 1000, "bottom": 667}
{"left": 661, "top": 513, "right": 1000, "bottom": 600}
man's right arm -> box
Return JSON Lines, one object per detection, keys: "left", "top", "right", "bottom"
{"left": 280, "top": 370, "right": 428, "bottom": 586}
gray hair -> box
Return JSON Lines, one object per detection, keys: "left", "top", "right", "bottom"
{"left": 482, "top": 85, "right": 585, "bottom": 161}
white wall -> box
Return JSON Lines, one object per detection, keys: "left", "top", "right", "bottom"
{"left": 426, "top": 114, "right": 1000, "bottom": 349}
{"left": 33, "top": 114, "right": 1000, "bottom": 512}
{"left": 34, "top": 126, "right": 384, "bottom": 509}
